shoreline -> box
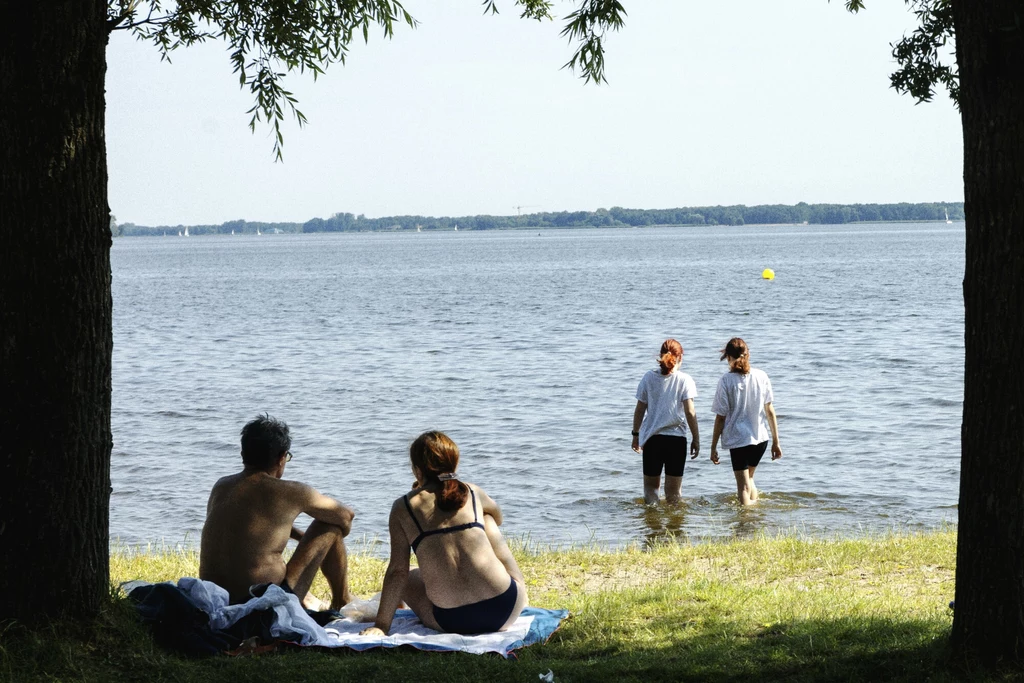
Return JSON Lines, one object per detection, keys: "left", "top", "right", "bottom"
{"left": 112, "top": 528, "right": 957, "bottom": 600}
{"left": 106, "top": 522, "right": 959, "bottom": 559}
{"left": 113, "top": 218, "right": 966, "bottom": 238}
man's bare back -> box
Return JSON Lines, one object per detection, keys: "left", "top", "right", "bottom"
{"left": 198, "top": 415, "right": 354, "bottom": 607}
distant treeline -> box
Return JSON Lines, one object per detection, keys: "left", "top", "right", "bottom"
{"left": 117, "top": 218, "right": 304, "bottom": 237}
{"left": 117, "top": 202, "right": 965, "bottom": 236}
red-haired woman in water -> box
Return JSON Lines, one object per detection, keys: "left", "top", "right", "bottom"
{"left": 631, "top": 339, "right": 700, "bottom": 504}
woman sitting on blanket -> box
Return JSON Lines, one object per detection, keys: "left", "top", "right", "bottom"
{"left": 361, "top": 431, "right": 528, "bottom": 636}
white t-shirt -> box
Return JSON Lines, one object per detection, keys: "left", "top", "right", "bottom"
{"left": 635, "top": 368, "right": 698, "bottom": 447}
{"left": 711, "top": 368, "right": 774, "bottom": 450}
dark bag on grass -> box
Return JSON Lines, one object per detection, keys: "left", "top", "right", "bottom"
{"left": 128, "top": 582, "right": 239, "bottom": 657}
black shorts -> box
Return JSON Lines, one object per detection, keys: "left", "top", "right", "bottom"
{"left": 642, "top": 434, "right": 687, "bottom": 477}
{"left": 729, "top": 441, "right": 768, "bottom": 472}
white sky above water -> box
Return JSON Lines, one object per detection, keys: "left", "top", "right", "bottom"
{"left": 105, "top": 1, "right": 964, "bottom": 226}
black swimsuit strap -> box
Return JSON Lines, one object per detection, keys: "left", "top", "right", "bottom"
{"left": 419, "top": 521, "right": 483, "bottom": 539}
{"left": 407, "top": 486, "right": 483, "bottom": 553}
{"left": 403, "top": 494, "right": 425, "bottom": 534}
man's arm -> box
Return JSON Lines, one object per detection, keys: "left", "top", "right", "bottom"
{"left": 297, "top": 484, "right": 355, "bottom": 536}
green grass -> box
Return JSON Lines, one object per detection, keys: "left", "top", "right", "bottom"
{"left": 3, "top": 529, "right": 1017, "bottom": 682}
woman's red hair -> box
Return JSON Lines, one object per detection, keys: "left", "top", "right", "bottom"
{"left": 658, "top": 339, "right": 683, "bottom": 375}
{"left": 720, "top": 337, "right": 751, "bottom": 374}
{"left": 409, "top": 431, "right": 469, "bottom": 511}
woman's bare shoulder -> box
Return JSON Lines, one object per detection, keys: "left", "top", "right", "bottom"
{"left": 390, "top": 487, "right": 424, "bottom": 511}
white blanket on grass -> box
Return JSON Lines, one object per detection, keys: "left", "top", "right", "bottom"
{"left": 321, "top": 606, "right": 561, "bottom": 657}
{"left": 124, "top": 578, "right": 566, "bottom": 658}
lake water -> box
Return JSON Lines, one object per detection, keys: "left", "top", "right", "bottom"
{"left": 110, "top": 223, "right": 964, "bottom": 552}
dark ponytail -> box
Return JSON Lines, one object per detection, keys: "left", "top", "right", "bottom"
{"left": 720, "top": 337, "right": 751, "bottom": 374}
{"left": 437, "top": 478, "right": 468, "bottom": 511}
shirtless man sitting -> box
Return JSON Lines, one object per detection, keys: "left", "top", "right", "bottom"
{"left": 199, "top": 414, "right": 355, "bottom": 609}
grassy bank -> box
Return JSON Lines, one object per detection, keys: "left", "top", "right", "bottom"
{"left": 3, "top": 530, "right": 1001, "bottom": 682}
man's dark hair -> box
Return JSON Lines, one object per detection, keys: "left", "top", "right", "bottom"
{"left": 240, "top": 413, "right": 291, "bottom": 470}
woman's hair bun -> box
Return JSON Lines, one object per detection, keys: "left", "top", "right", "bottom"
{"left": 720, "top": 337, "right": 751, "bottom": 374}
{"left": 409, "top": 431, "right": 469, "bottom": 511}
{"left": 658, "top": 339, "right": 683, "bottom": 374}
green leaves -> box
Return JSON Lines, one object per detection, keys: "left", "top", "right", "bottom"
{"left": 889, "top": 0, "right": 958, "bottom": 106}
{"left": 243, "top": 65, "right": 307, "bottom": 162}
{"left": 837, "top": 0, "right": 958, "bottom": 106}
{"left": 482, "top": 1, "right": 625, "bottom": 84}
{"left": 111, "top": 1, "right": 416, "bottom": 160}
{"left": 483, "top": 1, "right": 556, "bottom": 21}
{"left": 560, "top": 0, "right": 626, "bottom": 85}
{"left": 107, "top": 1, "right": 963, "bottom": 158}
{"left": 107, "top": 1, "right": 628, "bottom": 158}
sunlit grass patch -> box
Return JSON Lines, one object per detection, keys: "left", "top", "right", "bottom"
{"left": 2, "top": 530, "right": 977, "bottom": 682}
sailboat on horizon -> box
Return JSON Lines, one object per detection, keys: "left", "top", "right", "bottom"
{"left": 184, "top": 226, "right": 189, "bottom": 237}
{"left": 945, "top": 209, "right": 953, "bottom": 224}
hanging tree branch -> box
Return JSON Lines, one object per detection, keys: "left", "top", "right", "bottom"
{"left": 890, "top": 0, "right": 958, "bottom": 105}
{"left": 105, "top": 0, "right": 626, "bottom": 158}
{"left": 837, "top": 0, "right": 958, "bottom": 105}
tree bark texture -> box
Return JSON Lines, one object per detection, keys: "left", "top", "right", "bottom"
{"left": 0, "top": 2, "right": 112, "bottom": 621}
{"left": 951, "top": 0, "right": 1024, "bottom": 666}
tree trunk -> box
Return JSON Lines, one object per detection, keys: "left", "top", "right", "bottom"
{"left": 0, "top": 2, "right": 112, "bottom": 621}
{"left": 951, "top": 0, "right": 1024, "bottom": 666}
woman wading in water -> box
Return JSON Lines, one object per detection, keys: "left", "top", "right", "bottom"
{"left": 361, "top": 431, "right": 527, "bottom": 636}
{"left": 631, "top": 339, "right": 700, "bottom": 504}
{"left": 710, "top": 337, "right": 782, "bottom": 505}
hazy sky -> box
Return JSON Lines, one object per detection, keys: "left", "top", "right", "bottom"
{"left": 106, "top": 1, "right": 964, "bottom": 226}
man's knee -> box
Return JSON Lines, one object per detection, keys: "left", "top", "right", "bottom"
{"left": 306, "top": 519, "right": 347, "bottom": 539}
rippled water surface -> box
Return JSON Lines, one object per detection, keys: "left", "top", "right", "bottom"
{"left": 111, "top": 224, "right": 964, "bottom": 551}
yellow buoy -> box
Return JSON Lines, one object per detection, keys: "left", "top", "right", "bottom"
{"left": 762, "top": 268, "right": 775, "bottom": 280}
